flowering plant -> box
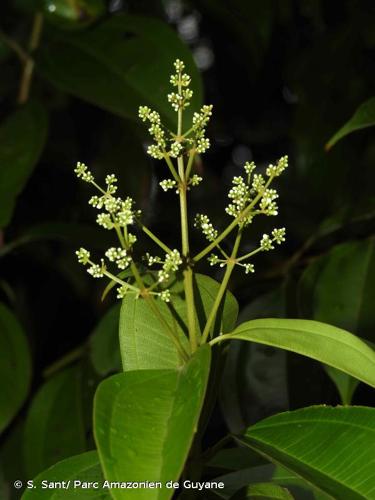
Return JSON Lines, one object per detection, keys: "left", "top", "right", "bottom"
{"left": 68, "top": 61, "right": 375, "bottom": 499}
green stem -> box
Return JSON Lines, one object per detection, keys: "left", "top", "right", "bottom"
{"left": 193, "top": 175, "right": 275, "bottom": 263}
{"left": 18, "top": 13, "right": 43, "bottom": 104}
{"left": 135, "top": 217, "right": 172, "bottom": 254}
{"left": 201, "top": 228, "right": 243, "bottom": 344}
{"left": 178, "top": 156, "right": 198, "bottom": 351}
{"left": 236, "top": 246, "right": 263, "bottom": 262}
{"left": 209, "top": 332, "right": 233, "bottom": 347}
{"left": 185, "top": 150, "right": 196, "bottom": 180}
{"left": 163, "top": 152, "right": 180, "bottom": 183}
{"left": 0, "top": 30, "right": 28, "bottom": 63}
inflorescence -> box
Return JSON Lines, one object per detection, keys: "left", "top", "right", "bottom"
{"left": 74, "top": 59, "right": 288, "bottom": 304}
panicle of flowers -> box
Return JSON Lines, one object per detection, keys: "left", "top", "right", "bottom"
{"left": 138, "top": 60, "right": 213, "bottom": 166}
{"left": 160, "top": 179, "right": 177, "bottom": 192}
{"left": 146, "top": 249, "right": 183, "bottom": 284}
{"left": 194, "top": 214, "right": 218, "bottom": 242}
{"left": 158, "top": 250, "right": 183, "bottom": 283}
{"left": 225, "top": 156, "right": 288, "bottom": 225}
{"left": 105, "top": 247, "right": 132, "bottom": 270}
{"left": 168, "top": 59, "right": 193, "bottom": 112}
{"left": 74, "top": 162, "right": 94, "bottom": 183}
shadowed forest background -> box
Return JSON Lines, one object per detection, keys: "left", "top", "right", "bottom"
{"left": 0, "top": 0, "right": 374, "bottom": 497}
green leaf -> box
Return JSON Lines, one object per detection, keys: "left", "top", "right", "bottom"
{"left": 230, "top": 482, "right": 293, "bottom": 499}
{"left": 298, "top": 238, "right": 375, "bottom": 403}
{"left": 326, "top": 97, "right": 375, "bottom": 150}
{"left": 239, "top": 406, "right": 375, "bottom": 499}
{"left": 94, "top": 346, "right": 211, "bottom": 500}
{"left": 24, "top": 365, "right": 87, "bottom": 478}
{"left": 21, "top": 451, "right": 110, "bottom": 499}
{"left": 120, "top": 273, "right": 238, "bottom": 371}
{"left": 213, "top": 318, "right": 375, "bottom": 388}
{"left": 0, "top": 303, "right": 31, "bottom": 434}
{"left": 211, "top": 464, "right": 324, "bottom": 500}
{"left": 89, "top": 304, "right": 122, "bottom": 376}
{"left": 0, "top": 101, "right": 48, "bottom": 228}
{"left": 37, "top": 15, "right": 202, "bottom": 127}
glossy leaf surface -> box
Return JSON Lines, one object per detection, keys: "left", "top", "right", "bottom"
{"left": 120, "top": 274, "right": 238, "bottom": 371}
{"left": 21, "top": 451, "right": 109, "bottom": 499}
{"left": 94, "top": 346, "right": 211, "bottom": 500}
{"left": 240, "top": 406, "right": 375, "bottom": 499}
{"left": 215, "top": 318, "right": 375, "bottom": 388}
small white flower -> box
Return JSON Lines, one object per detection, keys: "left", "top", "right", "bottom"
{"left": 260, "top": 234, "right": 274, "bottom": 251}
{"left": 160, "top": 179, "right": 177, "bottom": 192}
{"left": 160, "top": 290, "right": 171, "bottom": 302}
{"left": 194, "top": 214, "right": 218, "bottom": 242}
{"left": 87, "top": 263, "right": 104, "bottom": 278}
{"left": 244, "top": 263, "right": 255, "bottom": 274}
{"left": 74, "top": 162, "right": 94, "bottom": 183}
{"left": 76, "top": 248, "right": 90, "bottom": 265}
{"left": 272, "top": 227, "right": 286, "bottom": 244}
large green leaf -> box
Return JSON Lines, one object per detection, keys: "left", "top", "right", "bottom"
{"left": 239, "top": 406, "right": 375, "bottom": 499}
{"left": 94, "top": 345, "right": 211, "bottom": 500}
{"left": 89, "top": 304, "right": 122, "bottom": 376}
{"left": 24, "top": 365, "right": 87, "bottom": 478}
{"left": 211, "top": 318, "right": 375, "bottom": 388}
{"left": 21, "top": 451, "right": 109, "bottom": 499}
{"left": 0, "top": 303, "right": 31, "bottom": 434}
{"left": 298, "top": 238, "right": 375, "bottom": 403}
{"left": 37, "top": 15, "right": 202, "bottom": 127}
{"left": 0, "top": 101, "right": 48, "bottom": 228}
{"left": 211, "top": 464, "right": 331, "bottom": 500}
{"left": 120, "top": 273, "right": 238, "bottom": 371}
{"left": 326, "top": 97, "right": 375, "bottom": 150}
{"left": 231, "top": 482, "right": 293, "bottom": 499}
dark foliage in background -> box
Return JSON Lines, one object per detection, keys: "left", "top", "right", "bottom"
{"left": 0, "top": 0, "right": 374, "bottom": 497}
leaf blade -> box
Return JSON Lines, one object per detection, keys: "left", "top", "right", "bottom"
{"left": 239, "top": 406, "right": 375, "bottom": 500}
{"left": 325, "top": 97, "right": 375, "bottom": 150}
{"left": 94, "top": 346, "right": 211, "bottom": 500}
{"left": 213, "top": 318, "right": 375, "bottom": 388}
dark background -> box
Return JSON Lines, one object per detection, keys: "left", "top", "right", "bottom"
{"left": 0, "top": 0, "right": 374, "bottom": 496}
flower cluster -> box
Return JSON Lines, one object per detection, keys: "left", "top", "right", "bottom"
{"left": 74, "top": 60, "right": 289, "bottom": 310}
{"left": 146, "top": 249, "right": 183, "bottom": 284}
{"left": 168, "top": 59, "right": 193, "bottom": 112}
{"left": 194, "top": 214, "right": 218, "bottom": 242}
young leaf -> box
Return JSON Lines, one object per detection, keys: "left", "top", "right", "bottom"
{"left": 24, "top": 365, "right": 87, "bottom": 478}
{"left": 211, "top": 318, "right": 375, "bottom": 388}
{"left": 94, "top": 345, "right": 211, "bottom": 500}
{"left": 21, "top": 451, "right": 109, "bottom": 499}
{"left": 120, "top": 273, "right": 238, "bottom": 371}
{"left": 37, "top": 15, "right": 202, "bottom": 127}
{"left": 0, "top": 101, "right": 48, "bottom": 228}
{"left": 239, "top": 406, "right": 375, "bottom": 499}
{"left": 0, "top": 303, "right": 31, "bottom": 434}
{"left": 325, "top": 97, "right": 375, "bottom": 150}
